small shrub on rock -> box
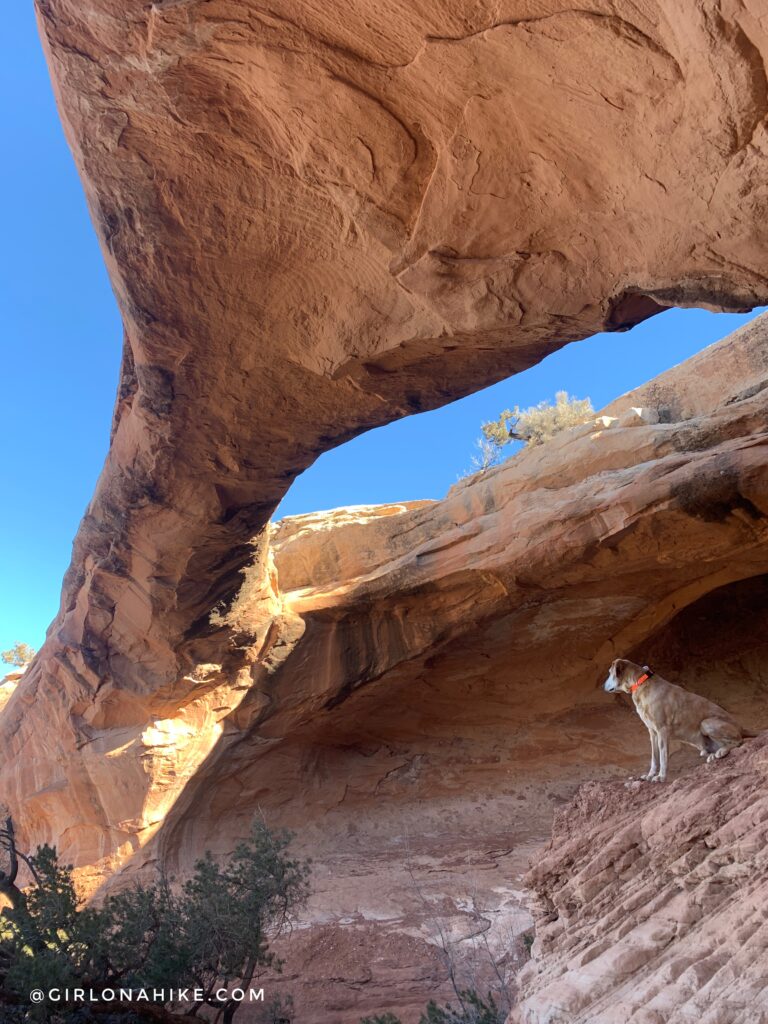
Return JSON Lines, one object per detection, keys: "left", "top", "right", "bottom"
{"left": 361, "top": 989, "right": 504, "bottom": 1024}
{"left": 484, "top": 391, "right": 594, "bottom": 451}
{"left": 468, "top": 391, "right": 595, "bottom": 472}
{"left": 0, "top": 642, "right": 36, "bottom": 668}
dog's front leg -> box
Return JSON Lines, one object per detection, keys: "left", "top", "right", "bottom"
{"left": 640, "top": 728, "right": 659, "bottom": 781}
{"left": 654, "top": 729, "right": 669, "bottom": 782}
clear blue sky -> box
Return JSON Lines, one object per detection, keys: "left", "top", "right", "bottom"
{"left": 1, "top": 4, "right": 764, "bottom": 657}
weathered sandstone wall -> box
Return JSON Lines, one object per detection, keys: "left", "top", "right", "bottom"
{"left": 3, "top": 2, "right": 768, "bottom": 1017}
{"left": 8, "top": 2, "right": 768, "bottom": 877}
{"left": 512, "top": 731, "right": 768, "bottom": 1024}
{"left": 5, "top": 315, "right": 767, "bottom": 1019}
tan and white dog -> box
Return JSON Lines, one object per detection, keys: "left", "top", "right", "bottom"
{"left": 603, "top": 658, "right": 756, "bottom": 782}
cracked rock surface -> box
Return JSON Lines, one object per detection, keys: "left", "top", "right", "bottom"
{"left": 4, "top": 314, "right": 767, "bottom": 1020}
{"left": 511, "top": 732, "right": 768, "bottom": 1024}
{"left": 3, "top": 2, "right": 768, "bottom": 1017}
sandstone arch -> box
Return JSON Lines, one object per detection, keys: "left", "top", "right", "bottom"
{"left": 2, "top": 3, "right": 768, "bottom": 1014}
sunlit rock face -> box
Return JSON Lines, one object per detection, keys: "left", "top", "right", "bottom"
{"left": 4, "top": 314, "right": 767, "bottom": 1020}
{"left": 0, "top": 673, "right": 21, "bottom": 716}
{"left": 4, "top": 1, "right": 768, "bottom": 1015}
{"left": 18, "top": 0, "right": 768, "bottom": 784}
{"left": 511, "top": 729, "right": 768, "bottom": 1024}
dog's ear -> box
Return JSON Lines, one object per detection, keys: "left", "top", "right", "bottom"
{"left": 613, "top": 658, "right": 630, "bottom": 682}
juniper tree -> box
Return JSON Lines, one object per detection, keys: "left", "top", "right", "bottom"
{"left": 0, "top": 643, "right": 36, "bottom": 669}
{"left": 475, "top": 391, "right": 595, "bottom": 469}
{"left": 0, "top": 816, "right": 310, "bottom": 1023}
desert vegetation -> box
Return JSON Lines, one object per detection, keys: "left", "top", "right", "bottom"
{"left": 469, "top": 391, "right": 595, "bottom": 472}
{"left": 1, "top": 643, "right": 36, "bottom": 669}
{"left": 0, "top": 815, "right": 309, "bottom": 1022}
{"left": 361, "top": 989, "right": 505, "bottom": 1024}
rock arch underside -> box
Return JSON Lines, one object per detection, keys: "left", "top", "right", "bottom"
{"left": 3, "top": 1, "right": 768, "bottom": 1021}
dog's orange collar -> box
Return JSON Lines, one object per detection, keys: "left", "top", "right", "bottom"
{"left": 630, "top": 669, "right": 654, "bottom": 694}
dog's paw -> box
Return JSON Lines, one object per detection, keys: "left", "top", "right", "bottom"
{"left": 650, "top": 775, "right": 666, "bottom": 783}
